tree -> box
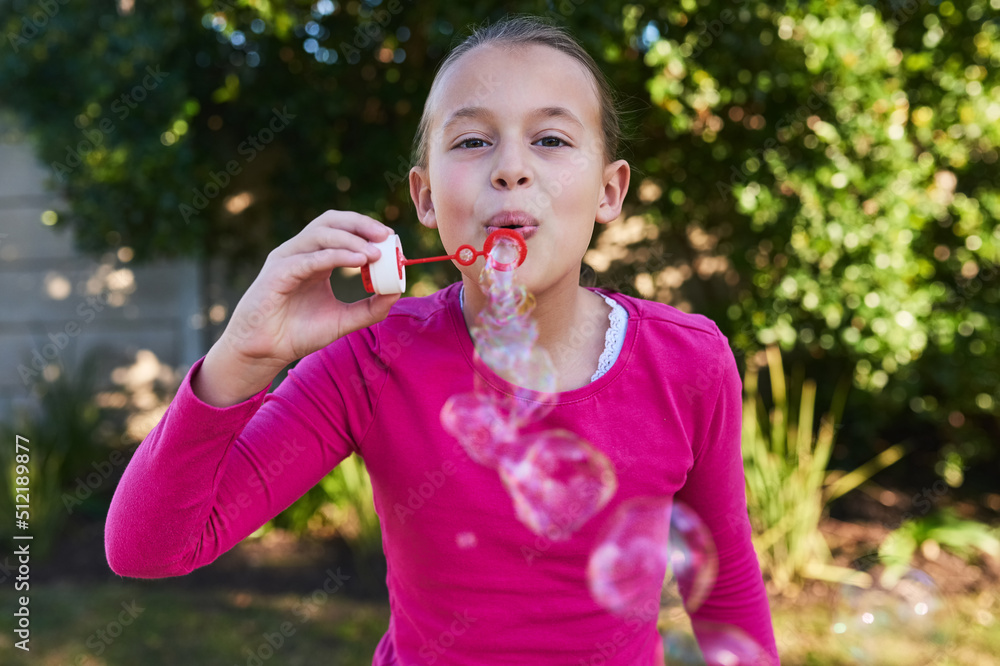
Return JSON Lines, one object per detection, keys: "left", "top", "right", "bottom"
{"left": 628, "top": 0, "right": 999, "bottom": 489}
{"left": 3, "top": 0, "right": 998, "bottom": 490}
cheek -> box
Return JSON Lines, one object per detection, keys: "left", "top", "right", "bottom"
{"left": 433, "top": 165, "right": 477, "bottom": 212}
{"left": 556, "top": 166, "right": 576, "bottom": 186}
{"left": 552, "top": 163, "right": 599, "bottom": 201}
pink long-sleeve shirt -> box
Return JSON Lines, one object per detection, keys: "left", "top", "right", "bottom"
{"left": 106, "top": 281, "right": 777, "bottom": 665}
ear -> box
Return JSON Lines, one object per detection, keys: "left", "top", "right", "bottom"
{"left": 409, "top": 166, "right": 437, "bottom": 229}
{"left": 595, "top": 159, "right": 631, "bottom": 225}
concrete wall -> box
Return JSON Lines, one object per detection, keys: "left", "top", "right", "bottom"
{"left": 0, "top": 110, "right": 205, "bottom": 425}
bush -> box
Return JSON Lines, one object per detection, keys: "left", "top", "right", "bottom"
{"left": 0, "top": 350, "right": 123, "bottom": 557}
{"left": 742, "top": 345, "right": 905, "bottom": 595}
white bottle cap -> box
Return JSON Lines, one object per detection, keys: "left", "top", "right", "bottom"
{"left": 368, "top": 233, "right": 406, "bottom": 294}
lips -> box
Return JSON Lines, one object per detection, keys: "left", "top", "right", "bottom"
{"left": 486, "top": 225, "right": 537, "bottom": 240}
{"left": 485, "top": 211, "right": 538, "bottom": 240}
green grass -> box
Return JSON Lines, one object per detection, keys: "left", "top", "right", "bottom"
{"left": 2, "top": 580, "right": 998, "bottom": 664}
{"left": 771, "top": 591, "right": 1000, "bottom": 665}
{"left": 0, "top": 580, "right": 389, "bottom": 666}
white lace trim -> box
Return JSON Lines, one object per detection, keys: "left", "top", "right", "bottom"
{"left": 459, "top": 286, "right": 628, "bottom": 383}
{"left": 590, "top": 295, "right": 628, "bottom": 382}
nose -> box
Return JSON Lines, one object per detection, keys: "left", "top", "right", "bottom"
{"left": 491, "top": 142, "right": 533, "bottom": 190}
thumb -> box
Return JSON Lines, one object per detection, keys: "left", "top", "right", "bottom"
{"left": 370, "top": 292, "right": 401, "bottom": 319}
{"left": 338, "top": 292, "right": 401, "bottom": 335}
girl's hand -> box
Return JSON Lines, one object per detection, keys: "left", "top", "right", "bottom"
{"left": 220, "top": 210, "right": 400, "bottom": 371}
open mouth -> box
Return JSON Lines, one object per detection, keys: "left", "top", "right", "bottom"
{"left": 485, "top": 211, "right": 539, "bottom": 240}
{"left": 486, "top": 224, "right": 537, "bottom": 239}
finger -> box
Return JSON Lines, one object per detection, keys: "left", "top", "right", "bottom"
{"left": 311, "top": 210, "right": 393, "bottom": 244}
{"left": 283, "top": 226, "right": 384, "bottom": 263}
{"left": 276, "top": 211, "right": 393, "bottom": 258}
{"left": 333, "top": 292, "right": 401, "bottom": 337}
{"left": 313, "top": 226, "right": 384, "bottom": 259}
{"left": 281, "top": 247, "right": 370, "bottom": 286}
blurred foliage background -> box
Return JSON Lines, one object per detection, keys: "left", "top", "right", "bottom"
{"left": 2, "top": 0, "right": 999, "bottom": 597}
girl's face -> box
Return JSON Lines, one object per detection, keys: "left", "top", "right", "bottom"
{"left": 409, "top": 43, "right": 629, "bottom": 295}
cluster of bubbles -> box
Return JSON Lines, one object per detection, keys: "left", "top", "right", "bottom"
{"left": 587, "top": 496, "right": 772, "bottom": 665}
{"left": 831, "top": 566, "right": 947, "bottom": 665}
{"left": 440, "top": 238, "right": 618, "bottom": 541}
{"left": 441, "top": 239, "right": 772, "bottom": 664}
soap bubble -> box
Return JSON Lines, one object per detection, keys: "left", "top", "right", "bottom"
{"left": 589, "top": 498, "right": 719, "bottom": 618}
{"left": 667, "top": 501, "right": 719, "bottom": 613}
{"left": 588, "top": 497, "right": 671, "bottom": 616}
{"left": 662, "top": 622, "right": 775, "bottom": 666}
{"left": 440, "top": 392, "right": 520, "bottom": 468}
{"left": 472, "top": 365, "right": 558, "bottom": 429}
{"left": 471, "top": 247, "right": 533, "bottom": 332}
{"left": 469, "top": 250, "right": 558, "bottom": 425}
{"left": 486, "top": 235, "right": 521, "bottom": 269}
{"left": 469, "top": 236, "right": 556, "bottom": 404}
{"left": 471, "top": 312, "right": 556, "bottom": 399}
{"left": 442, "top": 231, "right": 618, "bottom": 552}
{"left": 831, "top": 568, "right": 946, "bottom": 665}
{"left": 498, "top": 429, "right": 617, "bottom": 540}
{"left": 481, "top": 343, "right": 556, "bottom": 394}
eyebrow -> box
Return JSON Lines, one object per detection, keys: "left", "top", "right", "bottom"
{"left": 440, "top": 105, "right": 585, "bottom": 133}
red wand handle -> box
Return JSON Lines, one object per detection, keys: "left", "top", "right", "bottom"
{"left": 361, "top": 229, "right": 527, "bottom": 294}
{"left": 401, "top": 228, "right": 527, "bottom": 268}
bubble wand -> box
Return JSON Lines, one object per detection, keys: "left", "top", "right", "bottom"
{"left": 360, "top": 228, "right": 527, "bottom": 295}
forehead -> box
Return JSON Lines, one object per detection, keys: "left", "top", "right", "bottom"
{"left": 428, "top": 42, "right": 601, "bottom": 133}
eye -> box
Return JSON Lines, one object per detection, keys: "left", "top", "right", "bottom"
{"left": 456, "top": 137, "right": 489, "bottom": 149}
{"left": 535, "top": 136, "right": 567, "bottom": 148}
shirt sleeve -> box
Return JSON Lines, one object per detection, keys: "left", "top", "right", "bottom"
{"left": 105, "top": 330, "right": 383, "bottom": 578}
{"left": 672, "top": 328, "right": 779, "bottom": 664}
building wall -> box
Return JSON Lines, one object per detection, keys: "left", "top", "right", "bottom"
{"left": 0, "top": 111, "right": 205, "bottom": 425}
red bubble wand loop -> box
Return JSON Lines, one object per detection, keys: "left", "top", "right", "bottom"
{"left": 361, "top": 229, "right": 527, "bottom": 294}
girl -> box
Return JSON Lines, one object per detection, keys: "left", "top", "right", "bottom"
{"left": 106, "top": 15, "right": 779, "bottom": 665}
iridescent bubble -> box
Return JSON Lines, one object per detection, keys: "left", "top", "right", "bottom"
{"left": 662, "top": 622, "right": 775, "bottom": 666}
{"left": 470, "top": 244, "right": 538, "bottom": 360}
{"left": 498, "top": 429, "right": 617, "bottom": 541}
{"left": 667, "top": 501, "right": 719, "bottom": 613}
{"left": 587, "top": 497, "right": 671, "bottom": 616}
{"left": 442, "top": 232, "right": 620, "bottom": 552}
{"left": 832, "top": 568, "right": 946, "bottom": 664}
{"left": 440, "top": 392, "right": 519, "bottom": 468}
{"left": 468, "top": 240, "right": 558, "bottom": 422}
{"left": 487, "top": 235, "right": 521, "bottom": 269}
{"left": 472, "top": 357, "right": 558, "bottom": 427}
{"left": 473, "top": 343, "right": 556, "bottom": 392}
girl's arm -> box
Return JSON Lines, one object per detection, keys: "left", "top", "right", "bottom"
{"left": 104, "top": 338, "right": 375, "bottom": 577}
{"left": 105, "top": 210, "right": 397, "bottom": 577}
{"left": 673, "top": 332, "right": 780, "bottom": 663}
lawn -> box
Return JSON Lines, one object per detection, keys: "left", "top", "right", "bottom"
{"left": 769, "top": 590, "right": 1000, "bottom": 665}
{"left": 0, "top": 580, "right": 390, "bottom": 666}
{"left": 2, "top": 579, "right": 997, "bottom": 665}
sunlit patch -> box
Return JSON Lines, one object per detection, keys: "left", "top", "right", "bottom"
{"left": 831, "top": 568, "right": 945, "bottom": 662}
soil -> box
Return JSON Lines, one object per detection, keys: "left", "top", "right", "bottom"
{"left": 766, "top": 484, "right": 1000, "bottom": 607}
